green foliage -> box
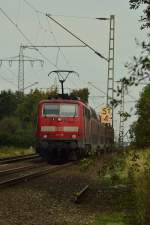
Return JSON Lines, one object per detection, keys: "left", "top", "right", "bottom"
{"left": 89, "top": 213, "right": 124, "bottom": 225}
{"left": 129, "top": 0, "right": 150, "bottom": 29}
{"left": 124, "top": 150, "right": 150, "bottom": 225}
{"left": 93, "top": 149, "right": 150, "bottom": 225}
{"left": 122, "top": 1, "right": 150, "bottom": 87}
{"left": 118, "top": 111, "right": 131, "bottom": 122}
{"left": 98, "top": 154, "right": 126, "bottom": 185}
{"left": 126, "top": 0, "right": 150, "bottom": 148}
{"left": 70, "top": 88, "right": 89, "bottom": 103}
{"left": 0, "top": 90, "right": 20, "bottom": 119}
{"left": 130, "top": 84, "right": 150, "bottom": 148}
{"left": 79, "top": 158, "right": 95, "bottom": 172}
{"left": 0, "top": 147, "right": 35, "bottom": 158}
{"left": 0, "top": 88, "right": 57, "bottom": 147}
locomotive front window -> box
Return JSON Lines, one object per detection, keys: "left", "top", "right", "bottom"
{"left": 60, "top": 104, "right": 77, "bottom": 117}
{"left": 43, "top": 103, "right": 78, "bottom": 117}
{"left": 43, "top": 104, "right": 59, "bottom": 115}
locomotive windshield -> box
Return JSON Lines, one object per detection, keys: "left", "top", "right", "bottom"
{"left": 43, "top": 103, "right": 78, "bottom": 117}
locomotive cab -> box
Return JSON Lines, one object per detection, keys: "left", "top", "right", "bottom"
{"left": 36, "top": 98, "right": 84, "bottom": 162}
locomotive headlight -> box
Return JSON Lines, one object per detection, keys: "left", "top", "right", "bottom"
{"left": 43, "top": 134, "right": 47, "bottom": 138}
{"left": 72, "top": 134, "right": 77, "bottom": 139}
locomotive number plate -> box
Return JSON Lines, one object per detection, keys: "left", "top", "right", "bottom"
{"left": 57, "top": 127, "right": 64, "bottom": 131}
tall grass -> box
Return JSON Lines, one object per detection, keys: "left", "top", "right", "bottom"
{"left": 0, "top": 146, "right": 35, "bottom": 158}
{"left": 88, "top": 148, "right": 150, "bottom": 225}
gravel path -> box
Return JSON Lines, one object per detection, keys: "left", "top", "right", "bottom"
{"left": 0, "top": 158, "right": 110, "bottom": 225}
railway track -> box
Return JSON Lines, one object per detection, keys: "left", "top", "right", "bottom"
{"left": 0, "top": 154, "right": 40, "bottom": 164}
{"left": 0, "top": 162, "right": 73, "bottom": 188}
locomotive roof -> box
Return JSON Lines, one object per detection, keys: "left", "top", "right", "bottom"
{"left": 39, "top": 98, "right": 87, "bottom": 106}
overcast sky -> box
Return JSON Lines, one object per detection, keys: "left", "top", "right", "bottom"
{"left": 0, "top": 0, "right": 147, "bottom": 139}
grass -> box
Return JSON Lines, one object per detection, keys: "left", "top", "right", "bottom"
{"left": 88, "top": 213, "right": 124, "bottom": 225}
{"left": 87, "top": 148, "right": 150, "bottom": 225}
{"left": 0, "top": 146, "right": 35, "bottom": 158}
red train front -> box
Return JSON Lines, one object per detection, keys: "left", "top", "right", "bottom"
{"left": 36, "top": 97, "right": 86, "bottom": 162}
{"left": 36, "top": 96, "right": 114, "bottom": 162}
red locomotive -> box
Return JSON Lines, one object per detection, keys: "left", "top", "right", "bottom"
{"left": 36, "top": 95, "right": 114, "bottom": 162}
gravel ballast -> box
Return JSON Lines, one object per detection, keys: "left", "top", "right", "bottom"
{"left": 0, "top": 158, "right": 110, "bottom": 225}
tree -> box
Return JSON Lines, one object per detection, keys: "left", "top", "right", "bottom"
{"left": 0, "top": 90, "right": 20, "bottom": 119}
{"left": 130, "top": 84, "right": 150, "bottom": 148}
{"left": 70, "top": 88, "right": 89, "bottom": 103}
{"left": 121, "top": 1, "right": 150, "bottom": 87}
{"left": 129, "top": 0, "right": 150, "bottom": 29}
{"left": 0, "top": 88, "right": 59, "bottom": 147}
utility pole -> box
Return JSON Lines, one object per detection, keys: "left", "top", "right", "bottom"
{"left": 118, "top": 81, "right": 125, "bottom": 148}
{"left": 0, "top": 44, "right": 43, "bottom": 93}
{"left": 18, "top": 45, "right": 24, "bottom": 93}
{"left": 97, "top": 15, "right": 115, "bottom": 127}
{"left": 18, "top": 44, "right": 44, "bottom": 93}
{"left": 107, "top": 15, "right": 115, "bottom": 127}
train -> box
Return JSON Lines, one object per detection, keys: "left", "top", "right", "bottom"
{"left": 35, "top": 95, "right": 114, "bottom": 163}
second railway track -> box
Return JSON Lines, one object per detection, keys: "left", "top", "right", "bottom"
{"left": 0, "top": 154, "right": 40, "bottom": 165}
{"left": 0, "top": 162, "right": 73, "bottom": 188}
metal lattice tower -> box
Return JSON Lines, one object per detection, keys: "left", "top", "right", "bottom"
{"left": 118, "top": 82, "right": 125, "bottom": 148}
{"left": 18, "top": 45, "right": 24, "bottom": 93}
{"left": 106, "top": 15, "right": 115, "bottom": 127}
{"left": 18, "top": 45, "right": 44, "bottom": 93}
{"left": 0, "top": 45, "right": 43, "bottom": 93}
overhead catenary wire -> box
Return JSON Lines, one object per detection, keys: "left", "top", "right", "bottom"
{"left": 22, "top": 0, "right": 105, "bottom": 90}
{"left": 20, "top": 1, "right": 87, "bottom": 90}
{"left": 44, "top": 14, "right": 98, "bottom": 20}
{"left": 0, "top": 73, "right": 17, "bottom": 87}
{"left": 23, "top": 0, "right": 44, "bottom": 15}
{"left": 1, "top": 1, "right": 108, "bottom": 95}
{"left": 0, "top": 7, "right": 59, "bottom": 69}
{"left": 46, "top": 13, "right": 108, "bottom": 62}
{"left": 46, "top": 17, "right": 70, "bottom": 67}
{"left": 16, "top": 0, "right": 22, "bottom": 25}
{"left": 1, "top": 63, "right": 18, "bottom": 80}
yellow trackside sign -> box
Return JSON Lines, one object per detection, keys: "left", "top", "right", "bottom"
{"left": 100, "top": 106, "right": 112, "bottom": 124}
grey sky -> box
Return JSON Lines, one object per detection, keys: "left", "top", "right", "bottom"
{"left": 0, "top": 0, "right": 147, "bottom": 139}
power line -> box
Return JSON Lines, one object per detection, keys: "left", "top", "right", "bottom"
{"left": 0, "top": 7, "right": 59, "bottom": 69}
{"left": 23, "top": 0, "right": 44, "bottom": 15}
{"left": 88, "top": 82, "right": 106, "bottom": 95}
{"left": 46, "top": 14, "right": 108, "bottom": 62}
{"left": 23, "top": 0, "right": 108, "bottom": 21}
{"left": 21, "top": 0, "right": 105, "bottom": 91}
{"left": 45, "top": 14, "right": 97, "bottom": 20}
{"left": 0, "top": 73, "right": 17, "bottom": 87}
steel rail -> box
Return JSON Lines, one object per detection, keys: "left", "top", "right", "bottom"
{"left": 0, "top": 154, "right": 40, "bottom": 164}
{"left": 0, "top": 162, "right": 73, "bottom": 188}
{"left": 0, "top": 163, "right": 43, "bottom": 177}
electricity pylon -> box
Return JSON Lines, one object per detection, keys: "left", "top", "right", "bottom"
{"left": 0, "top": 44, "right": 44, "bottom": 93}
{"left": 107, "top": 15, "right": 115, "bottom": 127}
{"left": 118, "top": 81, "right": 125, "bottom": 148}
